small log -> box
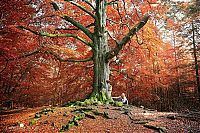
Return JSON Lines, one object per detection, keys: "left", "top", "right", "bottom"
{"left": 134, "top": 121, "right": 149, "bottom": 124}
{"left": 144, "top": 124, "right": 167, "bottom": 133}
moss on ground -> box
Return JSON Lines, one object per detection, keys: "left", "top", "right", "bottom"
{"left": 113, "top": 101, "right": 123, "bottom": 107}
{"left": 60, "top": 113, "right": 85, "bottom": 132}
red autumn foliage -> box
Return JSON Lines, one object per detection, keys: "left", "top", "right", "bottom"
{"left": 0, "top": 0, "right": 199, "bottom": 111}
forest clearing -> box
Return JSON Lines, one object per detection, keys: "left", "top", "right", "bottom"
{"left": 1, "top": 0, "right": 200, "bottom": 132}
{"left": 1, "top": 105, "right": 200, "bottom": 132}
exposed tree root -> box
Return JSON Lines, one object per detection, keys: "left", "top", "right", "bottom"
{"left": 92, "top": 110, "right": 113, "bottom": 119}
{"left": 143, "top": 124, "right": 167, "bottom": 133}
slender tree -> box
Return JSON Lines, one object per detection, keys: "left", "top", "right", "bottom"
{"left": 192, "top": 22, "right": 200, "bottom": 100}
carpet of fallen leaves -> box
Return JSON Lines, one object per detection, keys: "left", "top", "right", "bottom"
{"left": 0, "top": 105, "right": 200, "bottom": 133}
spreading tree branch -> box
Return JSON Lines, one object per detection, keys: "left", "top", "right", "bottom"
{"left": 6, "top": 46, "right": 43, "bottom": 61}
{"left": 51, "top": 2, "right": 60, "bottom": 11}
{"left": 16, "top": 26, "right": 39, "bottom": 35}
{"left": 40, "top": 32, "right": 93, "bottom": 47}
{"left": 106, "top": 30, "right": 119, "bottom": 44}
{"left": 61, "top": 15, "right": 94, "bottom": 40}
{"left": 4, "top": 44, "right": 93, "bottom": 63}
{"left": 16, "top": 26, "right": 93, "bottom": 47}
{"left": 65, "top": 0, "right": 96, "bottom": 19}
{"left": 45, "top": 50, "right": 93, "bottom": 62}
{"left": 106, "top": 14, "right": 150, "bottom": 60}
{"left": 56, "top": 22, "right": 95, "bottom": 31}
{"left": 65, "top": 0, "right": 95, "bottom": 10}
{"left": 83, "top": 0, "right": 95, "bottom": 10}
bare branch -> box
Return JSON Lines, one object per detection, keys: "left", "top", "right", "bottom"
{"left": 64, "top": 0, "right": 96, "bottom": 19}
{"left": 119, "top": 14, "right": 150, "bottom": 45}
{"left": 4, "top": 44, "right": 93, "bottom": 63}
{"left": 51, "top": 2, "right": 60, "bottom": 11}
{"left": 106, "top": 30, "right": 119, "bottom": 44}
{"left": 45, "top": 50, "right": 93, "bottom": 62}
{"left": 40, "top": 32, "right": 93, "bottom": 47}
{"left": 83, "top": 0, "right": 95, "bottom": 10}
{"left": 106, "top": 14, "right": 150, "bottom": 60}
{"left": 65, "top": 0, "right": 95, "bottom": 10}
{"left": 107, "top": 0, "right": 119, "bottom": 5}
{"left": 56, "top": 22, "right": 95, "bottom": 31}
{"left": 6, "top": 47, "right": 42, "bottom": 61}
{"left": 61, "top": 15, "right": 94, "bottom": 40}
{"left": 106, "top": 18, "right": 119, "bottom": 24}
{"left": 16, "top": 26, "right": 93, "bottom": 47}
{"left": 16, "top": 26, "right": 39, "bottom": 35}
{"left": 135, "top": 33, "right": 143, "bottom": 45}
{"left": 122, "top": 0, "right": 127, "bottom": 15}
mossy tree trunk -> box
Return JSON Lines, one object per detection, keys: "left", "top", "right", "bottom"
{"left": 17, "top": 0, "right": 150, "bottom": 102}
{"left": 91, "top": 0, "right": 111, "bottom": 100}
{"left": 91, "top": 1, "right": 150, "bottom": 101}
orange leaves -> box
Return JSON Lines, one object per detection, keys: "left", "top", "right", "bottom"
{"left": 146, "top": 0, "right": 158, "bottom": 3}
{"left": 139, "top": 4, "right": 152, "bottom": 15}
{"left": 165, "top": 19, "right": 178, "bottom": 29}
{"left": 0, "top": 0, "right": 184, "bottom": 107}
{"left": 48, "top": 45, "right": 81, "bottom": 58}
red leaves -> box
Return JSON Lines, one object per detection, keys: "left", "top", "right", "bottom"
{"left": 0, "top": 0, "right": 190, "bottom": 108}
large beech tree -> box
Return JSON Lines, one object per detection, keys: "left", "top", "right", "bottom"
{"left": 17, "top": 0, "right": 150, "bottom": 100}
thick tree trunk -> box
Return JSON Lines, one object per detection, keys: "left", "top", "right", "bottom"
{"left": 90, "top": 1, "right": 150, "bottom": 100}
{"left": 92, "top": 44, "right": 111, "bottom": 99}
{"left": 91, "top": 0, "right": 112, "bottom": 100}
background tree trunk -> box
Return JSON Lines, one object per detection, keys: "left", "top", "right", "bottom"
{"left": 192, "top": 22, "right": 200, "bottom": 101}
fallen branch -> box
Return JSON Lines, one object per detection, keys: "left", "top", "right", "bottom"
{"left": 144, "top": 124, "right": 167, "bottom": 133}
{"left": 134, "top": 121, "right": 149, "bottom": 124}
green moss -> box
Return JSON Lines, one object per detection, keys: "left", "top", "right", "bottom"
{"left": 97, "top": 101, "right": 103, "bottom": 105}
{"left": 91, "top": 96, "right": 98, "bottom": 102}
{"left": 84, "top": 99, "right": 91, "bottom": 105}
{"left": 114, "top": 101, "right": 123, "bottom": 107}
{"left": 62, "top": 91, "right": 122, "bottom": 107}
{"left": 72, "top": 108, "right": 94, "bottom": 113}
{"left": 62, "top": 101, "right": 77, "bottom": 107}
{"left": 74, "top": 113, "right": 85, "bottom": 121}
{"left": 60, "top": 113, "right": 85, "bottom": 132}
{"left": 99, "top": 90, "right": 107, "bottom": 103}
{"left": 93, "top": 110, "right": 101, "bottom": 115}
{"left": 29, "top": 118, "right": 39, "bottom": 126}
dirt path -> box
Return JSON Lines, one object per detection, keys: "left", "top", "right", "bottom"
{"left": 0, "top": 105, "right": 200, "bottom": 133}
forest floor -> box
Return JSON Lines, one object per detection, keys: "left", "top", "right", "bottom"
{"left": 0, "top": 105, "right": 200, "bottom": 133}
